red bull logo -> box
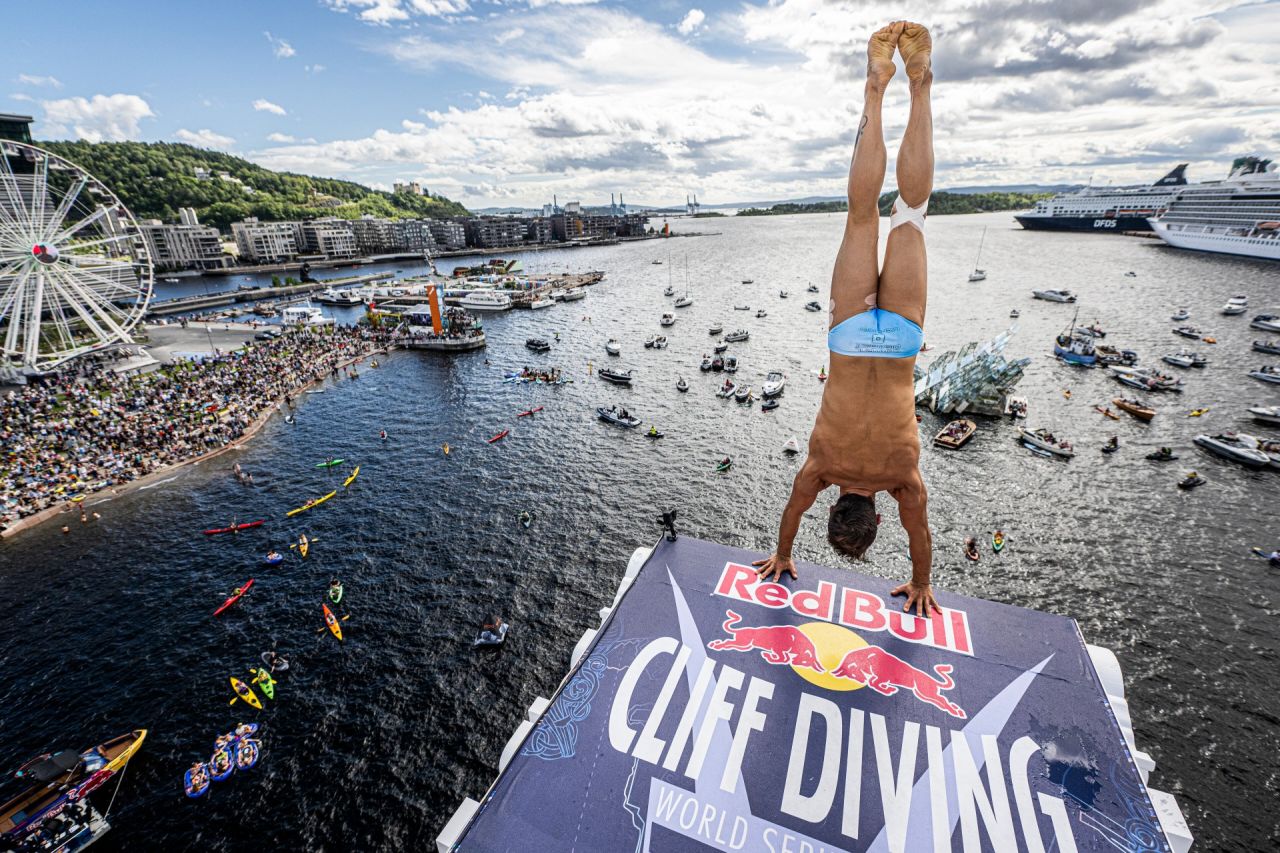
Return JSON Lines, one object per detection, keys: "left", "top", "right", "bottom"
{"left": 830, "top": 644, "right": 966, "bottom": 718}
{"left": 707, "top": 610, "right": 825, "bottom": 672}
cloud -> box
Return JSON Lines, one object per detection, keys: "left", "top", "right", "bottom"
{"left": 322, "top": 0, "right": 468, "bottom": 24}
{"left": 17, "top": 74, "right": 62, "bottom": 88}
{"left": 175, "top": 128, "right": 236, "bottom": 149}
{"left": 253, "top": 99, "right": 287, "bottom": 115}
{"left": 677, "top": 9, "right": 705, "bottom": 36}
{"left": 41, "top": 93, "right": 154, "bottom": 142}
{"left": 8, "top": 93, "right": 33, "bottom": 102}
{"left": 306, "top": 64, "right": 326, "bottom": 73}
{"left": 264, "top": 31, "right": 296, "bottom": 58}
{"left": 267, "top": 132, "right": 296, "bottom": 142}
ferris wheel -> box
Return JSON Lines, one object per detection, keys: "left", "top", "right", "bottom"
{"left": 0, "top": 140, "right": 153, "bottom": 373}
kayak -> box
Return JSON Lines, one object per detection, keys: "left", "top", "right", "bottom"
{"left": 214, "top": 579, "right": 255, "bottom": 616}
{"left": 203, "top": 520, "right": 264, "bottom": 535}
{"left": 286, "top": 490, "right": 337, "bottom": 517}
{"left": 518, "top": 512, "right": 533, "bottom": 529}
{"left": 715, "top": 459, "right": 733, "bottom": 473}
{"left": 442, "top": 443, "right": 451, "bottom": 456}
{"left": 299, "top": 535, "right": 309, "bottom": 559}
{"left": 235, "top": 739, "right": 260, "bottom": 771}
{"left": 209, "top": 745, "right": 235, "bottom": 782}
{"left": 250, "top": 668, "right": 275, "bottom": 700}
{"left": 517, "top": 407, "right": 544, "bottom": 417}
{"left": 343, "top": 466, "right": 360, "bottom": 488}
{"left": 323, "top": 603, "right": 343, "bottom": 641}
{"left": 184, "top": 763, "right": 211, "bottom": 798}
{"left": 328, "top": 583, "right": 344, "bottom": 604}
{"left": 315, "top": 459, "right": 345, "bottom": 468}
{"left": 488, "top": 430, "right": 510, "bottom": 444}
{"left": 992, "top": 531, "right": 1005, "bottom": 553}
{"left": 229, "top": 676, "right": 262, "bottom": 710}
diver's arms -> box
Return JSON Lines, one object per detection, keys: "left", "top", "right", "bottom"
{"left": 890, "top": 478, "right": 939, "bottom": 616}
{"left": 754, "top": 461, "right": 824, "bottom": 581}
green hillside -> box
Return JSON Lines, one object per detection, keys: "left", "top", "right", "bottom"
{"left": 737, "top": 190, "right": 1050, "bottom": 217}
{"left": 38, "top": 140, "right": 469, "bottom": 230}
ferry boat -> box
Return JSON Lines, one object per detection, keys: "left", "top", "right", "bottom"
{"left": 458, "top": 291, "right": 512, "bottom": 312}
{"left": 1147, "top": 157, "right": 1280, "bottom": 261}
{"left": 280, "top": 304, "right": 335, "bottom": 327}
{"left": 1015, "top": 164, "right": 1189, "bottom": 232}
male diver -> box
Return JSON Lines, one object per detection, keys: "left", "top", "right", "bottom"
{"left": 754, "top": 22, "right": 938, "bottom": 617}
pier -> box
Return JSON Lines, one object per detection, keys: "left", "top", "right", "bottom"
{"left": 145, "top": 272, "right": 395, "bottom": 317}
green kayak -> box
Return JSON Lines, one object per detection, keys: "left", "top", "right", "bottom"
{"left": 328, "top": 583, "right": 344, "bottom": 604}
{"left": 316, "top": 458, "right": 345, "bottom": 468}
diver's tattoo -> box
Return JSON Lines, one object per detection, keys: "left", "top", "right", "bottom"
{"left": 854, "top": 114, "right": 869, "bottom": 150}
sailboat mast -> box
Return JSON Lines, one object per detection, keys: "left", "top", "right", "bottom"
{"left": 973, "top": 226, "right": 986, "bottom": 268}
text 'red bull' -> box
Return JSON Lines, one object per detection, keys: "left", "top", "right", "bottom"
{"left": 713, "top": 562, "right": 974, "bottom": 656}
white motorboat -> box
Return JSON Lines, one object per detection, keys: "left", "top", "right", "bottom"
{"left": 1193, "top": 433, "right": 1271, "bottom": 468}
{"left": 724, "top": 329, "right": 749, "bottom": 343}
{"left": 605, "top": 339, "right": 621, "bottom": 356}
{"left": 1236, "top": 433, "right": 1280, "bottom": 469}
{"left": 782, "top": 437, "right": 801, "bottom": 455}
{"left": 1253, "top": 340, "right": 1280, "bottom": 355}
{"left": 459, "top": 291, "right": 512, "bottom": 311}
{"left": 663, "top": 285, "right": 675, "bottom": 296}
{"left": 1248, "top": 404, "right": 1280, "bottom": 425}
{"left": 653, "top": 336, "right": 668, "bottom": 349}
{"left": 1171, "top": 309, "right": 1190, "bottom": 321}
{"left": 709, "top": 323, "right": 723, "bottom": 335}
{"left": 1017, "top": 426, "right": 1075, "bottom": 457}
{"left": 596, "top": 406, "right": 641, "bottom": 428}
{"left": 1248, "top": 365, "right": 1280, "bottom": 384}
{"left": 1075, "top": 324, "right": 1106, "bottom": 338}
{"left": 699, "top": 356, "right": 713, "bottom": 371}
{"left": 530, "top": 296, "right": 555, "bottom": 310}
{"left": 723, "top": 356, "right": 738, "bottom": 373}
{"left": 280, "top": 304, "right": 334, "bottom": 327}
{"left": 1003, "top": 395, "right": 1028, "bottom": 418}
{"left": 1032, "top": 289, "right": 1076, "bottom": 303}
{"left": 715, "top": 380, "right": 737, "bottom": 398}
{"left": 314, "top": 288, "right": 365, "bottom": 306}
{"left": 1172, "top": 326, "right": 1203, "bottom": 340}
{"left": 1162, "top": 352, "right": 1206, "bottom": 369}
{"left": 644, "top": 335, "right": 657, "bottom": 349}
{"left": 761, "top": 371, "right": 786, "bottom": 398}
{"left": 1251, "top": 314, "right": 1280, "bottom": 333}
{"left": 597, "top": 367, "right": 632, "bottom": 385}
{"left": 1222, "top": 302, "right": 1247, "bottom": 315}
{"left": 805, "top": 301, "right": 822, "bottom": 312}
{"left": 559, "top": 287, "right": 586, "bottom": 302}
{"left": 734, "top": 384, "right": 753, "bottom": 403}
{"left": 660, "top": 313, "right": 676, "bottom": 327}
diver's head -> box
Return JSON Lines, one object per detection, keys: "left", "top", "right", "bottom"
{"left": 828, "top": 492, "right": 878, "bottom": 561}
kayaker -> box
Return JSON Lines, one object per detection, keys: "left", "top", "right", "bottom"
{"left": 380, "top": 429, "right": 388, "bottom": 441}
{"left": 755, "top": 22, "right": 941, "bottom": 617}
{"left": 328, "top": 578, "right": 344, "bottom": 605}
{"left": 189, "top": 761, "right": 208, "bottom": 786}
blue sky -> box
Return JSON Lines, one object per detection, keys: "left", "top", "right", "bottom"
{"left": 5, "top": 0, "right": 1278, "bottom": 208}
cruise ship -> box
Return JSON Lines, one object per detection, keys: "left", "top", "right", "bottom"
{"left": 1148, "top": 157, "right": 1280, "bottom": 261}
{"left": 1014, "top": 164, "right": 1189, "bottom": 232}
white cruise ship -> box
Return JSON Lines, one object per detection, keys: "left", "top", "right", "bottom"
{"left": 1014, "top": 164, "right": 1189, "bottom": 232}
{"left": 1148, "top": 157, "right": 1280, "bottom": 261}
{"left": 457, "top": 290, "right": 512, "bottom": 311}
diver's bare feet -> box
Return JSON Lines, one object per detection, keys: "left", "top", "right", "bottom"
{"left": 898, "top": 22, "right": 932, "bottom": 88}
{"left": 867, "top": 22, "right": 903, "bottom": 93}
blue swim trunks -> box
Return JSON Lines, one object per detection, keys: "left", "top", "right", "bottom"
{"left": 827, "top": 308, "right": 923, "bottom": 358}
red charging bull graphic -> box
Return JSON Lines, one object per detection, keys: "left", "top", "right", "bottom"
{"left": 706, "top": 610, "right": 825, "bottom": 672}
{"left": 830, "top": 645, "right": 966, "bottom": 719}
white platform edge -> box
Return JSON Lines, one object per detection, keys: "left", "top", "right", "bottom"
{"left": 435, "top": 798, "right": 479, "bottom": 853}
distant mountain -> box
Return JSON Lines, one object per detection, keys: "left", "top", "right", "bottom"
{"left": 941, "top": 184, "right": 1083, "bottom": 195}
{"left": 737, "top": 190, "right": 1055, "bottom": 218}
{"left": 38, "top": 140, "right": 470, "bottom": 230}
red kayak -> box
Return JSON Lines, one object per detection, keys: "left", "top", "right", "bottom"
{"left": 488, "top": 430, "right": 510, "bottom": 443}
{"left": 517, "top": 407, "right": 544, "bottom": 418}
{"left": 214, "top": 579, "right": 255, "bottom": 616}
{"left": 203, "top": 520, "right": 264, "bottom": 536}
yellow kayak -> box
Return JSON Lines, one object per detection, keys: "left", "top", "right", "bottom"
{"left": 229, "top": 677, "right": 262, "bottom": 709}
{"left": 286, "top": 490, "right": 337, "bottom": 518}
{"left": 343, "top": 466, "right": 360, "bottom": 488}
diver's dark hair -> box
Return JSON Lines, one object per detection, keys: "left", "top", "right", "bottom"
{"left": 828, "top": 493, "right": 878, "bottom": 560}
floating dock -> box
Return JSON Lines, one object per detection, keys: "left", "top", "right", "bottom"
{"left": 438, "top": 536, "right": 1192, "bottom": 852}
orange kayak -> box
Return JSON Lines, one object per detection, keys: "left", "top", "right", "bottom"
{"left": 323, "top": 603, "right": 343, "bottom": 641}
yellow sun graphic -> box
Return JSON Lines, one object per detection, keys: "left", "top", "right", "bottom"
{"left": 792, "top": 622, "right": 868, "bottom": 692}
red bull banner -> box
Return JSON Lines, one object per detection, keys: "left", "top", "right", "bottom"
{"left": 454, "top": 537, "right": 1171, "bottom": 852}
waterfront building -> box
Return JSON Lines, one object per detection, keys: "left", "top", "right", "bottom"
{"left": 551, "top": 203, "right": 650, "bottom": 241}
{"left": 429, "top": 219, "right": 467, "bottom": 251}
{"left": 232, "top": 217, "right": 298, "bottom": 263}
{"left": 349, "top": 216, "right": 398, "bottom": 254}
{"left": 293, "top": 218, "right": 358, "bottom": 259}
{"left": 464, "top": 216, "right": 528, "bottom": 249}
{"left": 138, "top": 209, "right": 229, "bottom": 271}
{"left": 525, "top": 216, "right": 553, "bottom": 244}
{"left": 392, "top": 219, "right": 436, "bottom": 256}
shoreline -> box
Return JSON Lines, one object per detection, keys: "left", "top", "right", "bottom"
{"left": 1, "top": 347, "right": 388, "bottom": 542}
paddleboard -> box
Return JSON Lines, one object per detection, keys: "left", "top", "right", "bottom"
{"left": 323, "top": 603, "right": 343, "bottom": 641}
{"left": 343, "top": 466, "right": 360, "bottom": 488}
{"left": 229, "top": 676, "right": 262, "bottom": 709}
{"left": 213, "top": 579, "right": 255, "bottom": 616}
{"left": 286, "top": 490, "right": 336, "bottom": 517}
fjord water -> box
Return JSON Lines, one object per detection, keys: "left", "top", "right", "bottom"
{"left": 1, "top": 212, "right": 1276, "bottom": 850}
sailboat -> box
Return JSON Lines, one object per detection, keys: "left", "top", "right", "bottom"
{"left": 968, "top": 226, "right": 988, "bottom": 282}
{"left": 674, "top": 253, "right": 693, "bottom": 307}
{"left": 663, "top": 244, "right": 675, "bottom": 296}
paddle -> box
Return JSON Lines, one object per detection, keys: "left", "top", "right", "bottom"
{"left": 315, "top": 614, "right": 352, "bottom": 633}
{"left": 288, "top": 538, "right": 320, "bottom": 550}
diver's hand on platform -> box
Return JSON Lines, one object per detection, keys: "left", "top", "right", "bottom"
{"left": 891, "top": 580, "right": 940, "bottom": 617}
{"left": 753, "top": 553, "right": 797, "bottom": 582}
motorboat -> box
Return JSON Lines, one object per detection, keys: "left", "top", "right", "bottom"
{"left": 1223, "top": 301, "right": 1248, "bottom": 315}
{"left": 1249, "top": 365, "right": 1280, "bottom": 384}
{"left": 525, "top": 338, "right": 551, "bottom": 353}
{"left": 314, "top": 288, "right": 365, "bottom": 306}
{"left": 733, "top": 305, "right": 750, "bottom": 311}
{"left": 1075, "top": 324, "right": 1106, "bottom": 338}
{"left": 742, "top": 279, "right": 754, "bottom": 284}
{"left": 644, "top": 335, "right": 657, "bottom": 348}
{"left": 1249, "top": 404, "right": 1280, "bottom": 425}
{"left": 724, "top": 356, "right": 739, "bottom": 373}
{"left": 458, "top": 291, "right": 513, "bottom": 311}
{"left": 1236, "top": 434, "right": 1280, "bottom": 469}
{"left": 1003, "top": 395, "right": 1028, "bottom": 418}
{"left": 709, "top": 323, "right": 723, "bottom": 335}
{"left": 724, "top": 329, "right": 749, "bottom": 343}
{"left": 761, "top": 399, "right": 780, "bottom": 411}
{"left": 1173, "top": 326, "right": 1203, "bottom": 340}
{"left": 605, "top": 339, "right": 621, "bottom": 356}
{"left": 716, "top": 380, "right": 737, "bottom": 398}
{"left": 660, "top": 313, "right": 676, "bottom": 327}
{"left": 674, "top": 295, "right": 693, "bottom": 308}
{"left": 805, "top": 301, "right": 822, "bottom": 312}
{"left": 1032, "top": 289, "right": 1076, "bottom": 303}
{"left": 734, "top": 384, "right": 753, "bottom": 403}
{"left": 1125, "top": 271, "right": 1138, "bottom": 277}
{"left": 968, "top": 269, "right": 987, "bottom": 282}
{"left": 1253, "top": 340, "right": 1280, "bottom": 355}
{"left": 1193, "top": 433, "right": 1271, "bottom": 468}
{"left": 1094, "top": 345, "right": 1138, "bottom": 366}
{"left": 711, "top": 356, "right": 725, "bottom": 372}
{"left": 529, "top": 295, "right": 555, "bottom": 310}
{"left": 1171, "top": 309, "right": 1190, "bottom": 321}
{"left": 756, "top": 309, "right": 768, "bottom": 318}
{"left": 597, "top": 367, "right": 633, "bottom": 385}
{"left": 1178, "top": 473, "right": 1206, "bottom": 490}
{"left": 1017, "top": 426, "right": 1075, "bottom": 457}
{"left": 1146, "top": 448, "right": 1177, "bottom": 461}
{"left": 676, "top": 376, "right": 689, "bottom": 392}
{"left": 1162, "top": 352, "right": 1199, "bottom": 369}
{"left": 934, "top": 419, "right": 976, "bottom": 449}
{"left": 699, "top": 357, "right": 713, "bottom": 372}
{"left": 1054, "top": 334, "right": 1096, "bottom": 366}
{"left": 1112, "top": 366, "right": 1182, "bottom": 392}
{"left": 762, "top": 371, "right": 786, "bottom": 398}
{"left": 782, "top": 437, "right": 801, "bottom": 455}
{"left": 280, "top": 304, "right": 335, "bottom": 327}
{"left": 653, "top": 336, "right": 668, "bottom": 349}
{"left": 807, "top": 284, "right": 819, "bottom": 293}
{"left": 1112, "top": 397, "right": 1155, "bottom": 422}
{"left": 559, "top": 287, "right": 586, "bottom": 301}
{"left": 713, "top": 342, "right": 729, "bottom": 354}
{"left": 1250, "top": 314, "right": 1280, "bottom": 333}
{"left": 778, "top": 290, "right": 789, "bottom": 299}
{"left": 663, "top": 285, "right": 675, "bottom": 296}
{"left": 597, "top": 406, "right": 641, "bottom": 428}
{"left": 1009, "top": 309, "right": 1020, "bottom": 318}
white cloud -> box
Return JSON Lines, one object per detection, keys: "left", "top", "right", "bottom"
{"left": 253, "top": 99, "right": 288, "bottom": 115}
{"left": 267, "top": 132, "right": 296, "bottom": 142}
{"left": 17, "top": 74, "right": 62, "bottom": 88}
{"left": 323, "top": 0, "right": 468, "bottom": 25}
{"left": 9, "top": 93, "right": 33, "bottom": 102}
{"left": 306, "top": 64, "right": 326, "bottom": 73}
{"left": 264, "top": 31, "right": 296, "bottom": 58}
{"left": 41, "top": 93, "right": 154, "bottom": 142}
{"left": 677, "top": 9, "right": 705, "bottom": 36}
{"left": 175, "top": 128, "right": 236, "bottom": 149}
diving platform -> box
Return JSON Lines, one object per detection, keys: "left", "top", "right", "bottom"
{"left": 438, "top": 536, "right": 1192, "bottom": 852}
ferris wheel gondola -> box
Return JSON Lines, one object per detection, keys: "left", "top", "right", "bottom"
{"left": 0, "top": 140, "right": 153, "bottom": 373}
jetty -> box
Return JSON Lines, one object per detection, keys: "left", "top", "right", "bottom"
{"left": 144, "top": 272, "right": 395, "bottom": 317}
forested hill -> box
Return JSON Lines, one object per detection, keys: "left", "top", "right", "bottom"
{"left": 736, "top": 190, "right": 1051, "bottom": 217}
{"left": 38, "top": 140, "right": 469, "bottom": 230}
